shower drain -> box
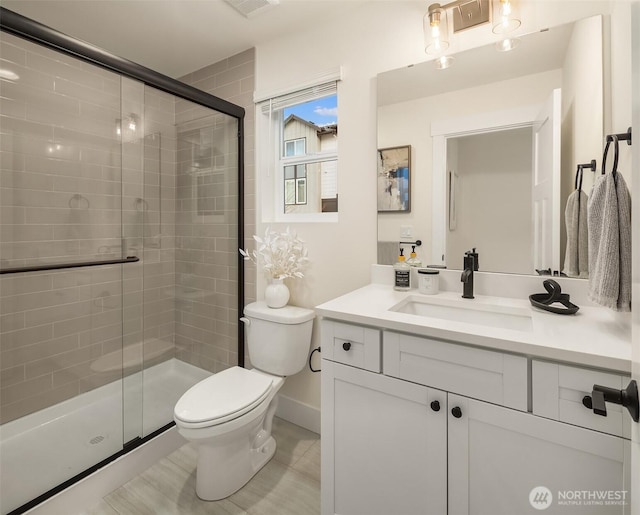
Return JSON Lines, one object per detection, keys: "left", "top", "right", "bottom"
{"left": 89, "top": 435, "right": 105, "bottom": 445}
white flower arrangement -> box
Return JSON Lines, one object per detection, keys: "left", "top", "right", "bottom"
{"left": 240, "top": 226, "right": 310, "bottom": 280}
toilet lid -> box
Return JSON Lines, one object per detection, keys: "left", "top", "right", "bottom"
{"left": 174, "top": 367, "right": 274, "bottom": 426}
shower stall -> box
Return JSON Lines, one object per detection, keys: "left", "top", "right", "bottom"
{"left": 0, "top": 9, "right": 244, "bottom": 514}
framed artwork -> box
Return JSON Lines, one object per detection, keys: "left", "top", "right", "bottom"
{"left": 377, "top": 145, "right": 411, "bottom": 212}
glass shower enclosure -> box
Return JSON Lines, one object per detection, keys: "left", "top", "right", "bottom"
{"left": 0, "top": 8, "right": 244, "bottom": 514}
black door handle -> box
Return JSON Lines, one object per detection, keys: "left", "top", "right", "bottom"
{"left": 590, "top": 380, "right": 639, "bottom": 422}
{"left": 342, "top": 341, "right": 351, "bottom": 351}
{"left": 430, "top": 400, "right": 440, "bottom": 412}
{"left": 451, "top": 406, "right": 462, "bottom": 418}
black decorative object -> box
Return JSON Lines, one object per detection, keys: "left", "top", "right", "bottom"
{"left": 529, "top": 279, "right": 580, "bottom": 315}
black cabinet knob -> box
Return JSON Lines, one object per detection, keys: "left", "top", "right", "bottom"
{"left": 430, "top": 400, "right": 440, "bottom": 412}
{"left": 451, "top": 406, "right": 462, "bottom": 418}
{"left": 582, "top": 395, "right": 593, "bottom": 409}
{"left": 342, "top": 342, "right": 352, "bottom": 351}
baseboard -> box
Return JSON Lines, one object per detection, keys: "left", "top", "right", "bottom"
{"left": 25, "top": 427, "right": 186, "bottom": 515}
{"left": 275, "top": 394, "right": 321, "bottom": 435}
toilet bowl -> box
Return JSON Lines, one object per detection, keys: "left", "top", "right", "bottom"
{"left": 173, "top": 302, "right": 314, "bottom": 501}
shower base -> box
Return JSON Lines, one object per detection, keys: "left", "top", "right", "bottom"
{"left": 0, "top": 357, "right": 210, "bottom": 515}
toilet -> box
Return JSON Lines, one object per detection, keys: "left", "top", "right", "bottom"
{"left": 173, "top": 301, "right": 315, "bottom": 501}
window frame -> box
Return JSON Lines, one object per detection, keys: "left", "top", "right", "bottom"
{"left": 256, "top": 78, "right": 339, "bottom": 223}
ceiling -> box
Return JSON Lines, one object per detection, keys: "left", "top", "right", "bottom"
{"left": 1, "top": 0, "right": 368, "bottom": 78}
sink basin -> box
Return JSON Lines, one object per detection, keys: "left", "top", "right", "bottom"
{"left": 390, "top": 296, "right": 533, "bottom": 332}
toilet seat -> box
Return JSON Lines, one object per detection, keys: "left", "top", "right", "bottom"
{"left": 174, "top": 367, "right": 274, "bottom": 429}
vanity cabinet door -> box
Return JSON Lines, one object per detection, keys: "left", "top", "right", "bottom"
{"left": 448, "top": 394, "right": 630, "bottom": 515}
{"left": 321, "top": 360, "right": 447, "bottom": 515}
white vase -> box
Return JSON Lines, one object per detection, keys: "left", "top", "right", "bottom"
{"left": 265, "top": 278, "right": 290, "bottom": 308}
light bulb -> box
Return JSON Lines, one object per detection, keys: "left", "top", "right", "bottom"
{"left": 492, "top": 0, "right": 521, "bottom": 34}
{"left": 424, "top": 8, "right": 449, "bottom": 55}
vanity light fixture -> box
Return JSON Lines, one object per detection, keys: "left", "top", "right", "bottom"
{"left": 424, "top": 0, "right": 521, "bottom": 66}
{"left": 493, "top": 0, "right": 521, "bottom": 51}
{"left": 492, "top": 0, "right": 521, "bottom": 34}
{"left": 424, "top": 4, "right": 450, "bottom": 56}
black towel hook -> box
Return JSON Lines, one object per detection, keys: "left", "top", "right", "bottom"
{"left": 601, "top": 135, "right": 619, "bottom": 176}
{"left": 575, "top": 160, "right": 596, "bottom": 190}
{"left": 606, "top": 127, "right": 632, "bottom": 146}
{"left": 575, "top": 165, "right": 583, "bottom": 191}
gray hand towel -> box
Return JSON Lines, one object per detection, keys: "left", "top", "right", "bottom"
{"left": 563, "top": 189, "right": 589, "bottom": 278}
{"left": 587, "top": 172, "right": 632, "bottom": 311}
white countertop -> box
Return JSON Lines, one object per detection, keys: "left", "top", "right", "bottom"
{"left": 315, "top": 283, "right": 631, "bottom": 374}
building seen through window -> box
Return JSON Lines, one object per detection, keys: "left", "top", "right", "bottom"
{"left": 282, "top": 94, "right": 337, "bottom": 213}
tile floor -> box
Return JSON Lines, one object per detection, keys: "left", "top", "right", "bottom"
{"left": 81, "top": 418, "right": 320, "bottom": 515}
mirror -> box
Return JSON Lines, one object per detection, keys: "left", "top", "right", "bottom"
{"left": 377, "top": 15, "right": 604, "bottom": 276}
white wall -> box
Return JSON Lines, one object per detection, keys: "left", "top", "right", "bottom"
{"left": 561, "top": 14, "right": 604, "bottom": 196}
{"left": 253, "top": 0, "right": 633, "bottom": 420}
{"left": 559, "top": 15, "right": 603, "bottom": 266}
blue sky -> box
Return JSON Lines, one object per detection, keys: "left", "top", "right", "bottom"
{"left": 285, "top": 94, "right": 337, "bottom": 127}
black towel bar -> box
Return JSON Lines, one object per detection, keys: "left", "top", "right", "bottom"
{"left": 0, "top": 256, "right": 140, "bottom": 275}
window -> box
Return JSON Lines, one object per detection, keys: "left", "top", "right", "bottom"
{"left": 285, "top": 138, "right": 306, "bottom": 157}
{"left": 258, "top": 80, "right": 338, "bottom": 220}
{"left": 284, "top": 164, "right": 307, "bottom": 205}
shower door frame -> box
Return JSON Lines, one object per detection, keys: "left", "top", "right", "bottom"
{"left": 0, "top": 6, "right": 246, "bottom": 513}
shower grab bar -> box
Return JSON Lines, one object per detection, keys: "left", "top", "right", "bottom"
{"left": 0, "top": 256, "right": 140, "bottom": 275}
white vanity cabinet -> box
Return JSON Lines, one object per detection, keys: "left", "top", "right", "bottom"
{"left": 448, "top": 393, "right": 630, "bottom": 515}
{"left": 321, "top": 320, "right": 631, "bottom": 515}
{"left": 322, "top": 360, "right": 447, "bottom": 515}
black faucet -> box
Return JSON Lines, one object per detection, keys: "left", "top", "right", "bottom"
{"left": 461, "top": 249, "right": 478, "bottom": 299}
{"left": 469, "top": 247, "right": 479, "bottom": 271}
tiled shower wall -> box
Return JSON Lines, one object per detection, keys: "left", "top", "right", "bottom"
{"left": 175, "top": 49, "right": 255, "bottom": 371}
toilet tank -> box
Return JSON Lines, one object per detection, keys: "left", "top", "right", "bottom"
{"left": 242, "top": 302, "right": 315, "bottom": 376}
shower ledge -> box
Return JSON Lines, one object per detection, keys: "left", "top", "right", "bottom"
{"left": 90, "top": 338, "right": 174, "bottom": 373}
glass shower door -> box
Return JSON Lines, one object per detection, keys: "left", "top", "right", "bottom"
{"left": 0, "top": 32, "right": 130, "bottom": 514}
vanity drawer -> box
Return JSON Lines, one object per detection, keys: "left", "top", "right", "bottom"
{"left": 321, "top": 320, "right": 381, "bottom": 372}
{"left": 383, "top": 331, "right": 527, "bottom": 411}
{"left": 532, "top": 361, "right": 631, "bottom": 439}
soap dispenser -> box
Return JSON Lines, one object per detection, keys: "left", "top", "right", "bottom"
{"left": 406, "top": 245, "right": 422, "bottom": 268}
{"left": 394, "top": 248, "right": 411, "bottom": 291}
